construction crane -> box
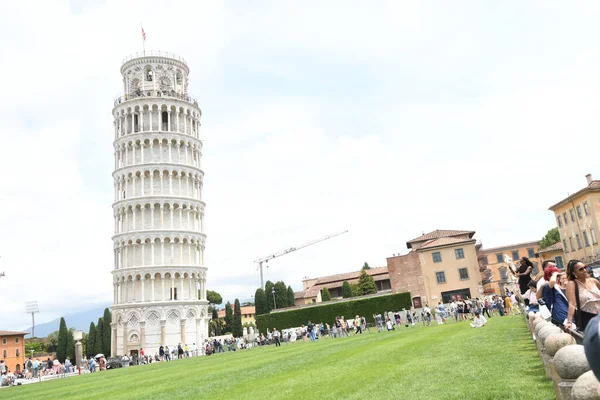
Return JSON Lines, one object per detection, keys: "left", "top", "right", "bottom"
{"left": 254, "top": 230, "right": 349, "bottom": 289}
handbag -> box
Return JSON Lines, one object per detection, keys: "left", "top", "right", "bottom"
{"left": 574, "top": 281, "right": 596, "bottom": 331}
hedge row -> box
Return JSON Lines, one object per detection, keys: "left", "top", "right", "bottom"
{"left": 256, "top": 292, "right": 412, "bottom": 332}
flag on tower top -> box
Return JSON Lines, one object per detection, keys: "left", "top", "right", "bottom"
{"left": 142, "top": 26, "right": 146, "bottom": 41}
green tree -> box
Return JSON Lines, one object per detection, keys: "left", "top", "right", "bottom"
{"left": 209, "top": 318, "right": 225, "bottom": 337}
{"left": 95, "top": 317, "right": 104, "bottom": 355}
{"left": 321, "top": 287, "right": 331, "bottom": 301}
{"left": 350, "top": 283, "right": 361, "bottom": 297}
{"left": 102, "top": 308, "right": 112, "bottom": 356}
{"left": 206, "top": 290, "right": 223, "bottom": 305}
{"left": 57, "top": 318, "right": 68, "bottom": 362}
{"left": 362, "top": 262, "right": 371, "bottom": 270}
{"left": 274, "top": 281, "right": 288, "bottom": 309}
{"left": 539, "top": 227, "right": 561, "bottom": 249}
{"left": 232, "top": 299, "right": 243, "bottom": 337}
{"left": 254, "top": 288, "right": 268, "bottom": 315}
{"left": 86, "top": 322, "right": 96, "bottom": 357}
{"left": 287, "top": 286, "right": 296, "bottom": 307}
{"left": 342, "top": 281, "right": 353, "bottom": 298}
{"left": 46, "top": 331, "right": 59, "bottom": 353}
{"left": 212, "top": 308, "right": 218, "bottom": 320}
{"left": 264, "top": 281, "right": 275, "bottom": 311}
{"left": 66, "top": 328, "right": 75, "bottom": 365}
{"left": 224, "top": 301, "right": 233, "bottom": 331}
{"left": 359, "top": 269, "right": 377, "bottom": 295}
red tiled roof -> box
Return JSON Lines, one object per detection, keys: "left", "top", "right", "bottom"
{"left": 406, "top": 229, "right": 475, "bottom": 248}
{"left": 314, "top": 267, "right": 388, "bottom": 285}
{"left": 537, "top": 242, "right": 563, "bottom": 254}
{"left": 0, "top": 330, "right": 28, "bottom": 336}
{"left": 217, "top": 305, "right": 255, "bottom": 318}
{"left": 549, "top": 180, "right": 600, "bottom": 210}
{"left": 418, "top": 237, "right": 475, "bottom": 250}
{"left": 295, "top": 268, "right": 390, "bottom": 299}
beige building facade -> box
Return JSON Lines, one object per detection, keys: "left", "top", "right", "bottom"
{"left": 479, "top": 241, "right": 542, "bottom": 295}
{"left": 388, "top": 230, "right": 483, "bottom": 306}
{"left": 549, "top": 174, "right": 600, "bottom": 264}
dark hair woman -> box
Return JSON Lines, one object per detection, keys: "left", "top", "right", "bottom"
{"left": 517, "top": 257, "right": 534, "bottom": 295}
{"left": 565, "top": 260, "right": 600, "bottom": 332}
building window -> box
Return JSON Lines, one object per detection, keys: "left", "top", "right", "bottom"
{"left": 527, "top": 248, "right": 535, "bottom": 258}
{"left": 557, "top": 216, "right": 562, "bottom": 228}
{"left": 16, "top": 348, "right": 20, "bottom": 357}
{"left": 592, "top": 228, "right": 598, "bottom": 245}
{"left": 455, "top": 248, "right": 465, "bottom": 259}
{"left": 482, "top": 255, "right": 489, "bottom": 265}
{"left": 170, "top": 287, "right": 178, "bottom": 300}
{"left": 584, "top": 202, "right": 590, "bottom": 215}
{"left": 15, "top": 337, "right": 19, "bottom": 344}
{"left": 577, "top": 206, "right": 583, "bottom": 219}
{"left": 583, "top": 231, "right": 590, "bottom": 247}
{"left": 499, "top": 267, "right": 508, "bottom": 280}
{"left": 512, "top": 250, "right": 519, "bottom": 260}
{"left": 555, "top": 256, "right": 565, "bottom": 270}
{"left": 570, "top": 209, "right": 575, "bottom": 222}
{"left": 432, "top": 252, "right": 442, "bottom": 263}
{"left": 435, "top": 271, "right": 446, "bottom": 284}
{"left": 458, "top": 268, "right": 469, "bottom": 280}
{"left": 532, "top": 262, "right": 539, "bottom": 275}
{"left": 1, "top": 338, "right": 5, "bottom": 345}
{"left": 563, "top": 212, "right": 568, "bottom": 225}
{"left": 2, "top": 350, "right": 5, "bottom": 358}
{"left": 576, "top": 234, "right": 582, "bottom": 249}
{"left": 496, "top": 253, "right": 503, "bottom": 263}
{"left": 563, "top": 239, "right": 569, "bottom": 253}
{"left": 569, "top": 237, "right": 575, "bottom": 252}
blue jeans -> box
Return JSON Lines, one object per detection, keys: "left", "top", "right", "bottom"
{"left": 309, "top": 331, "right": 316, "bottom": 341}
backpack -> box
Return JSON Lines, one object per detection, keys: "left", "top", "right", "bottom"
{"left": 26, "top": 360, "right": 32, "bottom": 369}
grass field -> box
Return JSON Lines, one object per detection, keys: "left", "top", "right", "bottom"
{"left": 1, "top": 316, "right": 554, "bottom": 400}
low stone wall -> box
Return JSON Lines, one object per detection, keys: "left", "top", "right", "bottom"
{"left": 527, "top": 315, "right": 600, "bottom": 399}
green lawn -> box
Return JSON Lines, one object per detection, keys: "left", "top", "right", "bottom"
{"left": 1, "top": 316, "right": 554, "bottom": 400}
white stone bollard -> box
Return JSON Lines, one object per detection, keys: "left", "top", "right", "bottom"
{"left": 538, "top": 326, "right": 563, "bottom": 378}
{"left": 554, "top": 345, "right": 592, "bottom": 400}
{"left": 546, "top": 333, "right": 578, "bottom": 390}
{"left": 571, "top": 371, "right": 600, "bottom": 400}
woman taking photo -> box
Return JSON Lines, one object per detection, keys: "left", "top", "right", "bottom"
{"left": 566, "top": 260, "right": 600, "bottom": 332}
{"left": 517, "top": 257, "right": 534, "bottom": 295}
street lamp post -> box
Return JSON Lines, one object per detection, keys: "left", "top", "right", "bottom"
{"left": 272, "top": 288, "right": 277, "bottom": 310}
{"left": 25, "top": 301, "right": 39, "bottom": 338}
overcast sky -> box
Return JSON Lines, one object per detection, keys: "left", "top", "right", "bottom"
{"left": 1, "top": 1, "right": 599, "bottom": 331}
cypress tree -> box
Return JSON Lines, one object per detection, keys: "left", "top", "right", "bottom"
{"left": 232, "top": 299, "right": 242, "bottom": 337}
{"left": 56, "top": 317, "right": 68, "bottom": 362}
{"left": 254, "top": 288, "right": 267, "bottom": 315}
{"left": 264, "top": 281, "right": 275, "bottom": 311}
{"left": 95, "top": 318, "right": 104, "bottom": 355}
{"left": 66, "top": 329, "right": 76, "bottom": 365}
{"left": 287, "top": 286, "right": 296, "bottom": 307}
{"left": 87, "top": 322, "right": 96, "bottom": 357}
{"left": 342, "top": 281, "right": 353, "bottom": 298}
{"left": 321, "top": 287, "right": 331, "bottom": 301}
{"left": 274, "top": 281, "right": 287, "bottom": 309}
{"left": 224, "top": 301, "right": 233, "bottom": 332}
{"left": 359, "top": 269, "right": 377, "bottom": 295}
{"left": 102, "top": 308, "right": 112, "bottom": 356}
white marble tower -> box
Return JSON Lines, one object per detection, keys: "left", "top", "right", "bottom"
{"left": 110, "top": 51, "right": 208, "bottom": 357}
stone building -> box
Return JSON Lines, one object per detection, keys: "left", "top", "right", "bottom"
{"left": 387, "top": 230, "right": 483, "bottom": 307}
{"left": 536, "top": 242, "right": 565, "bottom": 270}
{"left": 110, "top": 51, "right": 209, "bottom": 357}
{"left": 479, "top": 241, "right": 542, "bottom": 294}
{"left": 549, "top": 174, "right": 600, "bottom": 264}
{"left": 0, "top": 331, "right": 26, "bottom": 373}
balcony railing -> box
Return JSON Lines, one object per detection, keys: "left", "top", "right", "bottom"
{"left": 122, "top": 51, "right": 187, "bottom": 65}
{"left": 114, "top": 90, "right": 199, "bottom": 107}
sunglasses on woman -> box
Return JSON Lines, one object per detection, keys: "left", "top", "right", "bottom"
{"left": 577, "top": 266, "right": 588, "bottom": 272}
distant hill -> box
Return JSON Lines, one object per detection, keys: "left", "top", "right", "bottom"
{"left": 24, "top": 304, "right": 111, "bottom": 338}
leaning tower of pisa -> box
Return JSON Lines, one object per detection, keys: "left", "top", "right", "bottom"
{"left": 110, "top": 51, "right": 208, "bottom": 357}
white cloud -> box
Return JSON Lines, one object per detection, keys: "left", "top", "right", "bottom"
{"left": 2, "top": 1, "right": 600, "bottom": 327}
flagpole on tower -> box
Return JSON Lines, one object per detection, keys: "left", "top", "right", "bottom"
{"left": 141, "top": 23, "right": 146, "bottom": 54}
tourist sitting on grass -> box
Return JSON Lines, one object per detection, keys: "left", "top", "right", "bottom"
{"left": 470, "top": 311, "right": 487, "bottom": 328}
{"left": 386, "top": 317, "right": 394, "bottom": 331}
